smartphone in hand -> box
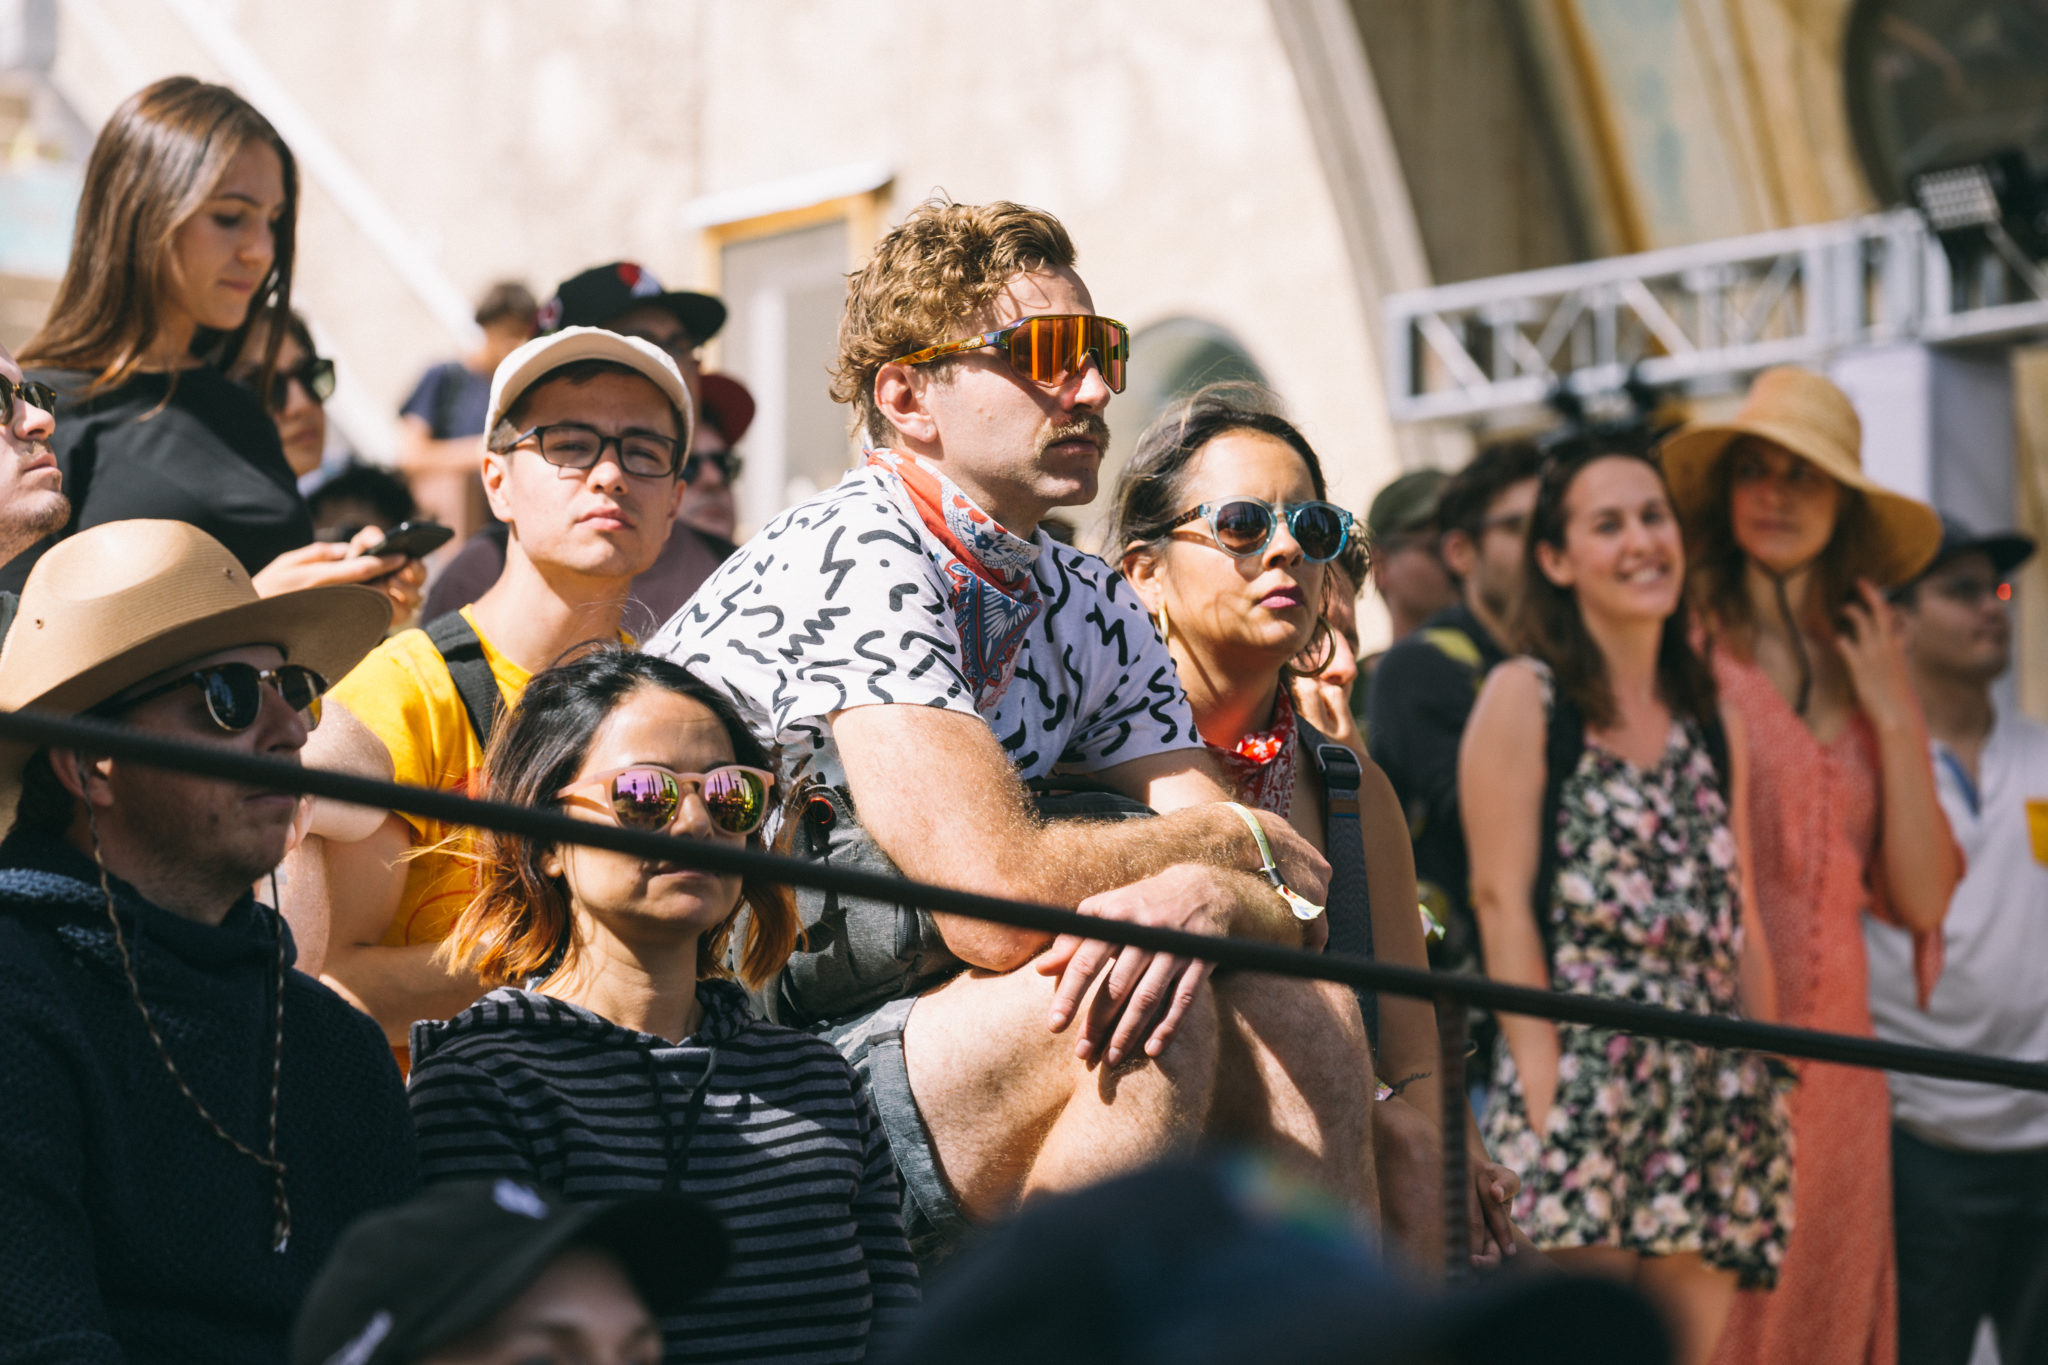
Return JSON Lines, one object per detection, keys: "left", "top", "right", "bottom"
{"left": 362, "top": 520, "right": 454, "bottom": 561}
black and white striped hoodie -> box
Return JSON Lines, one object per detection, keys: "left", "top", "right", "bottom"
{"left": 408, "top": 980, "right": 918, "bottom": 1363}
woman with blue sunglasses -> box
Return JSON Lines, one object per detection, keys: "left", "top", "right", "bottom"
{"left": 1110, "top": 382, "right": 1525, "bottom": 1273}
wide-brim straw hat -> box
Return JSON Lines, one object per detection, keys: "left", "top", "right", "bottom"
{"left": 0, "top": 519, "right": 392, "bottom": 821}
{"left": 1660, "top": 365, "right": 1943, "bottom": 588}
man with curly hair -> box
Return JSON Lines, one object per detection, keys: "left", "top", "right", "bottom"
{"left": 649, "top": 198, "right": 1379, "bottom": 1263}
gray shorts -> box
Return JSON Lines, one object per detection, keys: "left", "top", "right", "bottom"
{"left": 819, "top": 993, "right": 970, "bottom": 1265}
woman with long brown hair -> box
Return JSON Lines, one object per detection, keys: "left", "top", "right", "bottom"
{"left": 1461, "top": 430, "right": 1791, "bottom": 1365}
{"left": 1661, "top": 367, "right": 1960, "bottom": 1365}
{"left": 10, "top": 77, "right": 415, "bottom": 610}
{"left": 1110, "top": 382, "right": 1522, "bottom": 1273}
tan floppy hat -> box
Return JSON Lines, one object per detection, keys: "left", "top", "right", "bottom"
{"left": 0, "top": 519, "right": 392, "bottom": 814}
{"left": 1660, "top": 365, "right": 1942, "bottom": 587}
{"left": 484, "top": 326, "right": 695, "bottom": 455}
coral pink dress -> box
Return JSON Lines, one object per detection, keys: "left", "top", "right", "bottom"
{"left": 1710, "top": 653, "right": 1942, "bottom": 1365}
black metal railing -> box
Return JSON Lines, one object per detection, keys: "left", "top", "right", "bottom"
{"left": 9, "top": 706, "right": 2044, "bottom": 1277}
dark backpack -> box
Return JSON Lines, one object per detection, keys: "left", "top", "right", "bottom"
{"left": 1299, "top": 723, "right": 1379, "bottom": 1054}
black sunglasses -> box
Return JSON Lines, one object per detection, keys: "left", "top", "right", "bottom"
{"left": 110, "top": 662, "right": 329, "bottom": 733}
{"left": 258, "top": 357, "right": 336, "bottom": 411}
{"left": 0, "top": 373, "right": 58, "bottom": 427}
{"left": 682, "top": 449, "right": 744, "bottom": 485}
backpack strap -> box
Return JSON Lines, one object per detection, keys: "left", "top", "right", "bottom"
{"left": 1701, "top": 711, "right": 1731, "bottom": 797}
{"left": 1532, "top": 675, "right": 1586, "bottom": 955}
{"left": 1302, "top": 722, "right": 1378, "bottom": 1055}
{"left": 424, "top": 611, "right": 505, "bottom": 751}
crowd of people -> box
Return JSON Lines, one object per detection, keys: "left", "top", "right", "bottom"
{"left": 0, "top": 72, "right": 2042, "bottom": 1365}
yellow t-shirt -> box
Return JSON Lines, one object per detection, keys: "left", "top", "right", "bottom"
{"left": 327, "top": 606, "right": 530, "bottom": 949}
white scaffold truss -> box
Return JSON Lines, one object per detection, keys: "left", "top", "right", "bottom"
{"left": 1385, "top": 209, "right": 2048, "bottom": 424}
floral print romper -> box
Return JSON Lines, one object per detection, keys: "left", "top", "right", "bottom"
{"left": 1482, "top": 662, "right": 1795, "bottom": 1288}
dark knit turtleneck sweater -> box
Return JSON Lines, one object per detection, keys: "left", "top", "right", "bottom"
{"left": 0, "top": 827, "right": 419, "bottom": 1364}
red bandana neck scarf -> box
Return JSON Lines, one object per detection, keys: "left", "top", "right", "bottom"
{"left": 866, "top": 447, "right": 1044, "bottom": 709}
{"left": 1208, "top": 686, "right": 1299, "bottom": 818}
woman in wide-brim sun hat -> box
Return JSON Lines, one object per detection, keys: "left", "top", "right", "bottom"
{"left": 1658, "top": 365, "right": 1960, "bottom": 1365}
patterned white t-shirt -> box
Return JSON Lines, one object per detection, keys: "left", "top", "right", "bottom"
{"left": 646, "top": 466, "right": 1201, "bottom": 789}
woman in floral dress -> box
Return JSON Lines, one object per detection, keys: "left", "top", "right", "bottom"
{"left": 1460, "top": 432, "right": 1792, "bottom": 1365}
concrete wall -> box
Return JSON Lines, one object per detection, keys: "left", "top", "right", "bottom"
{"left": 42, "top": 0, "right": 1409, "bottom": 552}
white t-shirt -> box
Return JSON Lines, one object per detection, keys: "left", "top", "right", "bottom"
{"left": 1867, "top": 706, "right": 2048, "bottom": 1151}
{"left": 647, "top": 466, "right": 1202, "bottom": 789}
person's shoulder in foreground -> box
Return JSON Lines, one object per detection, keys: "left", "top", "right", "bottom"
{"left": 884, "top": 1154, "right": 1673, "bottom": 1365}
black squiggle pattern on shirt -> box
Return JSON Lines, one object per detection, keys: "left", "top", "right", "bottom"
{"left": 645, "top": 468, "right": 1198, "bottom": 789}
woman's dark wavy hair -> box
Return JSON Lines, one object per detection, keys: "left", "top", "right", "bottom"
{"left": 439, "top": 647, "right": 798, "bottom": 990}
{"left": 1516, "top": 429, "right": 1718, "bottom": 731}
{"left": 1108, "top": 381, "right": 1344, "bottom": 674}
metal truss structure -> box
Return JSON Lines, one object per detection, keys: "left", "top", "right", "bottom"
{"left": 1385, "top": 209, "right": 2048, "bottom": 425}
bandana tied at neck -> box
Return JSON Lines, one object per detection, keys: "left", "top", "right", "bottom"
{"left": 1208, "top": 686, "right": 1300, "bottom": 819}
{"left": 867, "top": 446, "right": 1044, "bottom": 710}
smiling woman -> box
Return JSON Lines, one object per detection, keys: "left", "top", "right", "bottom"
{"left": 5, "top": 77, "right": 419, "bottom": 617}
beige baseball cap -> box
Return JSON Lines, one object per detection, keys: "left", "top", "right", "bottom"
{"left": 484, "top": 326, "right": 695, "bottom": 453}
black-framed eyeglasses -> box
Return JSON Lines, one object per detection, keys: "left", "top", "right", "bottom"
{"left": 511, "top": 422, "right": 683, "bottom": 479}
{"left": 1166, "top": 499, "right": 1355, "bottom": 563}
{"left": 682, "top": 449, "right": 744, "bottom": 485}
{"left": 1929, "top": 573, "right": 2012, "bottom": 607}
{"left": 107, "top": 662, "right": 329, "bottom": 733}
{"left": 0, "top": 373, "right": 57, "bottom": 428}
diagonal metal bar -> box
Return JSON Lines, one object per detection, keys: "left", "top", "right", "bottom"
{"left": 8, "top": 705, "right": 2048, "bottom": 1093}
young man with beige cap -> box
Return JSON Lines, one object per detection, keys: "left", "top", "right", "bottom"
{"left": 283, "top": 327, "right": 691, "bottom": 1053}
{"left": 0, "top": 518, "right": 418, "bottom": 1364}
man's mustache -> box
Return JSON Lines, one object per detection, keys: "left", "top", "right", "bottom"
{"left": 1038, "top": 413, "right": 1111, "bottom": 455}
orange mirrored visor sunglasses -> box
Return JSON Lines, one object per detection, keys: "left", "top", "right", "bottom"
{"left": 890, "top": 314, "right": 1129, "bottom": 393}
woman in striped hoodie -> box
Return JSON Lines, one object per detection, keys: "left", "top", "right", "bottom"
{"left": 407, "top": 648, "right": 918, "bottom": 1364}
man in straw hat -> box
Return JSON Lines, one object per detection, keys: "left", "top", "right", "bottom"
{"left": 1658, "top": 364, "right": 1959, "bottom": 1365}
{"left": 284, "top": 326, "right": 692, "bottom": 1058}
{"left": 0, "top": 519, "right": 419, "bottom": 1364}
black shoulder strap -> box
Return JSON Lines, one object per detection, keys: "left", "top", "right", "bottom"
{"left": 1303, "top": 723, "right": 1378, "bottom": 1055}
{"left": 424, "top": 611, "right": 505, "bottom": 750}
{"left": 1701, "top": 711, "right": 1731, "bottom": 796}
{"left": 1533, "top": 690, "right": 1586, "bottom": 953}
{"left": 0, "top": 591, "right": 17, "bottom": 651}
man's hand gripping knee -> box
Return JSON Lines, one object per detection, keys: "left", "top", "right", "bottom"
{"left": 1034, "top": 812, "right": 1329, "bottom": 1072}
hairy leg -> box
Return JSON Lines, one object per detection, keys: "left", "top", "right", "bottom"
{"left": 1210, "top": 976, "right": 1378, "bottom": 1214}
{"left": 903, "top": 960, "right": 1219, "bottom": 1223}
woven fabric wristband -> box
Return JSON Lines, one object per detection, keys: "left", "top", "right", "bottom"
{"left": 1224, "top": 801, "right": 1324, "bottom": 922}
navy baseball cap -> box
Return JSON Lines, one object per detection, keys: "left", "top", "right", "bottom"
{"left": 540, "top": 261, "right": 727, "bottom": 345}
{"left": 291, "top": 1180, "right": 727, "bottom": 1365}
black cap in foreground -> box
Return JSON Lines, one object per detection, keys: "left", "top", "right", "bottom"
{"left": 540, "top": 261, "right": 727, "bottom": 345}
{"left": 883, "top": 1156, "right": 1670, "bottom": 1365}
{"left": 291, "top": 1179, "right": 727, "bottom": 1365}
